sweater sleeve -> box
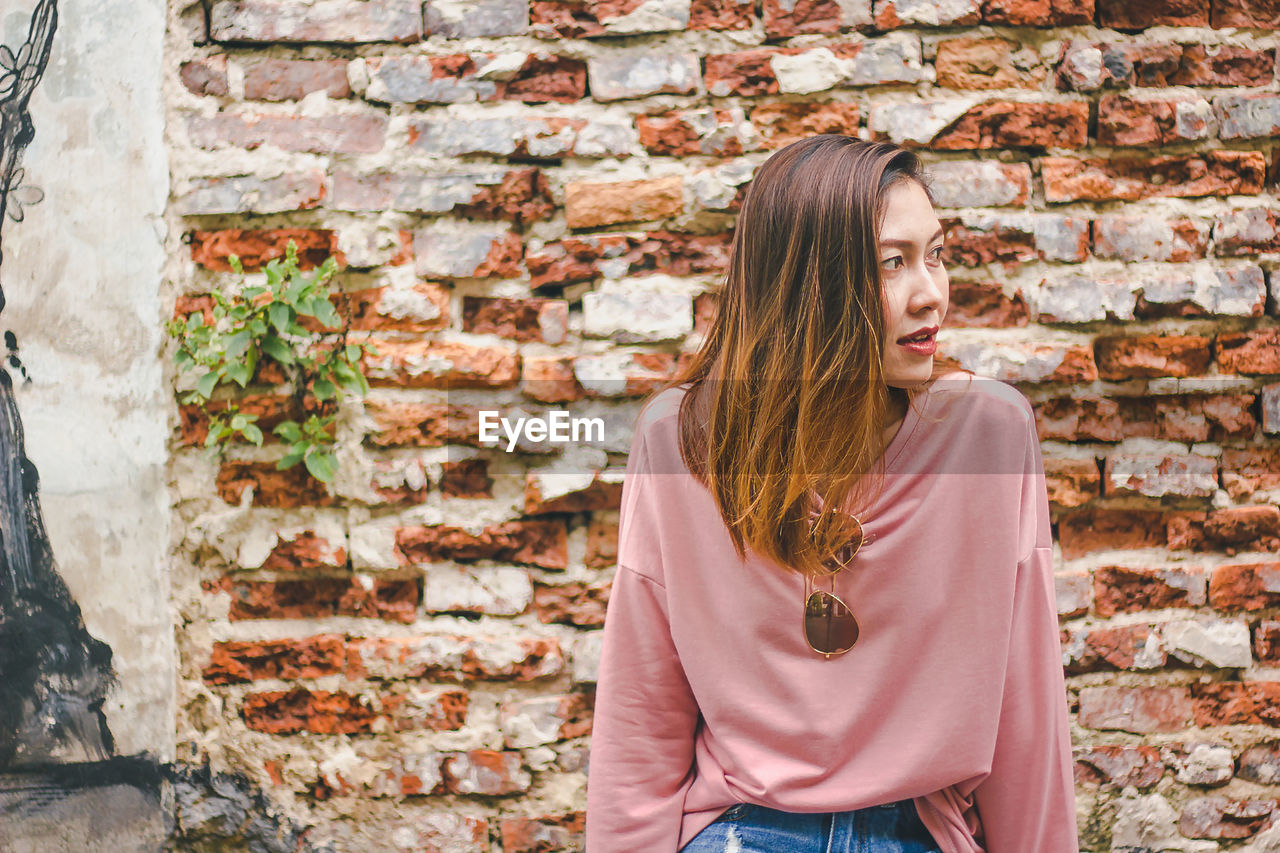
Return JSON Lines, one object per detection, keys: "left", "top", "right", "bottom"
{"left": 584, "top": 427, "right": 701, "bottom": 853}
{"left": 971, "top": 407, "right": 1079, "bottom": 852}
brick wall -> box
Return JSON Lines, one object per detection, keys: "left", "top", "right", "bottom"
{"left": 168, "top": 0, "right": 1280, "bottom": 849}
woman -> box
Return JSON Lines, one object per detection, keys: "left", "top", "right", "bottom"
{"left": 584, "top": 136, "right": 1078, "bottom": 852}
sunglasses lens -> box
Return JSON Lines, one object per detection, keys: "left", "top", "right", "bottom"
{"left": 804, "top": 590, "right": 859, "bottom": 655}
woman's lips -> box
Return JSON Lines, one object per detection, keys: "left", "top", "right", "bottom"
{"left": 897, "top": 333, "right": 936, "bottom": 355}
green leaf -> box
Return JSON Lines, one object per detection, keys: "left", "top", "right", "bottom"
{"left": 229, "top": 255, "right": 244, "bottom": 275}
{"left": 225, "top": 330, "right": 252, "bottom": 361}
{"left": 260, "top": 335, "right": 293, "bottom": 365}
{"left": 242, "top": 423, "right": 264, "bottom": 446}
{"left": 225, "top": 361, "right": 251, "bottom": 388}
{"left": 276, "top": 451, "right": 305, "bottom": 470}
{"left": 314, "top": 299, "right": 341, "bottom": 328}
{"left": 274, "top": 421, "right": 303, "bottom": 442}
{"left": 230, "top": 413, "right": 247, "bottom": 430}
{"left": 312, "top": 378, "right": 336, "bottom": 401}
{"left": 345, "top": 344, "right": 361, "bottom": 362}
{"left": 304, "top": 451, "right": 337, "bottom": 482}
{"left": 268, "top": 302, "right": 292, "bottom": 334}
{"left": 196, "top": 372, "right": 218, "bottom": 399}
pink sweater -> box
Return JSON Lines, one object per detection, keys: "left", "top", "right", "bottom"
{"left": 584, "top": 372, "right": 1079, "bottom": 852}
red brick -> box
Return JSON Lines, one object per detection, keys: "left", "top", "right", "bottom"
{"left": 689, "top": 0, "right": 755, "bottom": 28}
{"left": 1064, "top": 623, "right": 1165, "bottom": 673}
{"left": 1041, "top": 151, "right": 1267, "bottom": 202}
{"left": 1098, "top": 0, "right": 1209, "bottom": 27}
{"left": 763, "top": 0, "right": 844, "bottom": 36}
{"left": 1214, "top": 208, "right": 1280, "bottom": 255}
{"left": 440, "top": 457, "right": 493, "bottom": 499}
{"left": 364, "top": 401, "right": 484, "bottom": 448}
{"left": 396, "top": 520, "right": 569, "bottom": 570}
{"left": 1192, "top": 681, "right": 1280, "bottom": 727}
{"left": 919, "top": 102, "right": 1088, "bottom": 150}
{"left": 1034, "top": 394, "right": 1256, "bottom": 444}
{"left": 525, "top": 473, "right": 622, "bottom": 514}
{"left": 636, "top": 108, "right": 753, "bottom": 157}
{"left": 217, "top": 462, "right": 333, "bottom": 508}
{"left": 243, "top": 58, "right": 351, "bottom": 100}
{"left": 533, "top": 581, "right": 611, "bottom": 626}
{"left": 178, "top": 394, "right": 317, "bottom": 447}
{"left": 1212, "top": 0, "right": 1280, "bottom": 27}
{"left": 704, "top": 48, "right": 794, "bottom": 97}
{"left": 187, "top": 113, "right": 386, "bottom": 154}
{"left": 1255, "top": 620, "right": 1280, "bottom": 664}
{"left": 226, "top": 577, "right": 420, "bottom": 623}
{"left": 190, "top": 228, "right": 340, "bottom": 272}
{"left": 1057, "top": 509, "right": 1207, "bottom": 558}
{"left": 1044, "top": 457, "right": 1101, "bottom": 507}
{"left": 982, "top": 0, "right": 1092, "bottom": 24}
{"left": 1204, "top": 506, "right": 1280, "bottom": 554}
{"left": 522, "top": 356, "right": 583, "bottom": 404}
{"left": 442, "top": 750, "right": 530, "bottom": 795}
{"left": 1097, "top": 95, "right": 1212, "bottom": 146}
{"left": 526, "top": 231, "right": 732, "bottom": 289}
{"left": 261, "top": 531, "right": 347, "bottom": 572}
{"left": 1179, "top": 795, "right": 1277, "bottom": 839}
{"left": 504, "top": 55, "right": 587, "bottom": 103}
{"left": 501, "top": 813, "right": 586, "bottom": 853}
{"left": 462, "top": 296, "right": 569, "bottom": 344}
{"left": 346, "top": 635, "right": 565, "bottom": 681}
{"left": 242, "top": 687, "right": 467, "bottom": 734}
{"left": 1092, "top": 215, "right": 1210, "bottom": 262}
{"left": 1094, "top": 334, "right": 1212, "bottom": 380}
{"left": 1061, "top": 43, "right": 1276, "bottom": 89}
{"left": 935, "top": 37, "right": 1044, "bottom": 90}
{"left": 1221, "top": 447, "right": 1280, "bottom": 499}
{"left": 1074, "top": 745, "right": 1166, "bottom": 788}
{"left": 749, "top": 101, "right": 860, "bottom": 150}
{"left": 564, "top": 176, "right": 683, "bottom": 229}
{"left": 243, "top": 689, "right": 379, "bottom": 734}
{"left": 585, "top": 513, "right": 618, "bottom": 568}
{"left": 1217, "top": 329, "right": 1280, "bottom": 375}
{"left": 1093, "top": 566, "right": 1207, "bottom": 617}
{"left": 203, "top": 635, "right": 345, "bottom": 684}
{"left": 1078, "top": 685, "right": 1194, "bottom": 733}
{"left": 363, "top": 340, "right": 520, "bottom": 389}
{"left": 345, "top": 283, "right": 449, "bottom": 333}
{"left": 945, "top": 280, "right": 1030, "bottom": 328}
{"left": 180, "top": 56, "right": 229, "bottom": 96}
{"left": 529, "top": 0, "right": 633, "bottom": 38}
{"left": 1208, "top": 562, "right": 1280, "bottom": 610}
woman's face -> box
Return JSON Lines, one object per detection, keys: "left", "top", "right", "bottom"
{"left": 877, "top": 179, "right": 948, "bottom": 389}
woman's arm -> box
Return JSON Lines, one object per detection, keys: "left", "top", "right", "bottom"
{"left": 584, "top": 565, "right": 701, "bottom": 852}
{"left": 971, "top": 403, "right": 1079, "bottom": 851}
{"left": 584, "top": 420, "right": 702, "bottom": 852}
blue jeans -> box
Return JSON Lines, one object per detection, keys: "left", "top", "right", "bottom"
{"left": 680, "top": 799, "right": 943, "bottom": 853}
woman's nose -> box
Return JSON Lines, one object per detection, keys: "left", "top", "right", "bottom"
{"left": 910, "top": 265, "right": 945, "bottom": 312}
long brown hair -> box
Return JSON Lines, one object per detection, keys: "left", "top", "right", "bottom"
{"left": 651, "top": 135, "right": 960, "bottom": 577}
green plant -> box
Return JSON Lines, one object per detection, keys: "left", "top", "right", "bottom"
{"left": 168, "top": 239, "right": 375, "bottom": 483}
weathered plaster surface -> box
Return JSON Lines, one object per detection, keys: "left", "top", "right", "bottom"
{"left": 3, "top": 0, "right": 173, "bottom": 761}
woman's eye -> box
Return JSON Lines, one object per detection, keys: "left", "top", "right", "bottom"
{"left": 881, "top": 257, "right": 903, "bottom": 270}
{"left": 929, "top": 245, "right": 945, "bottom": 262}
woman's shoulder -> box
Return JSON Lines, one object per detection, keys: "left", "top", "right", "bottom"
{"left": 924, "top": 369, "right": 1035, "bottom": 433}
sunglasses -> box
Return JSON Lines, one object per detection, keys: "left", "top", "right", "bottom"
{"left": 802, "top": 508, "right": 875, "bottom": 659}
